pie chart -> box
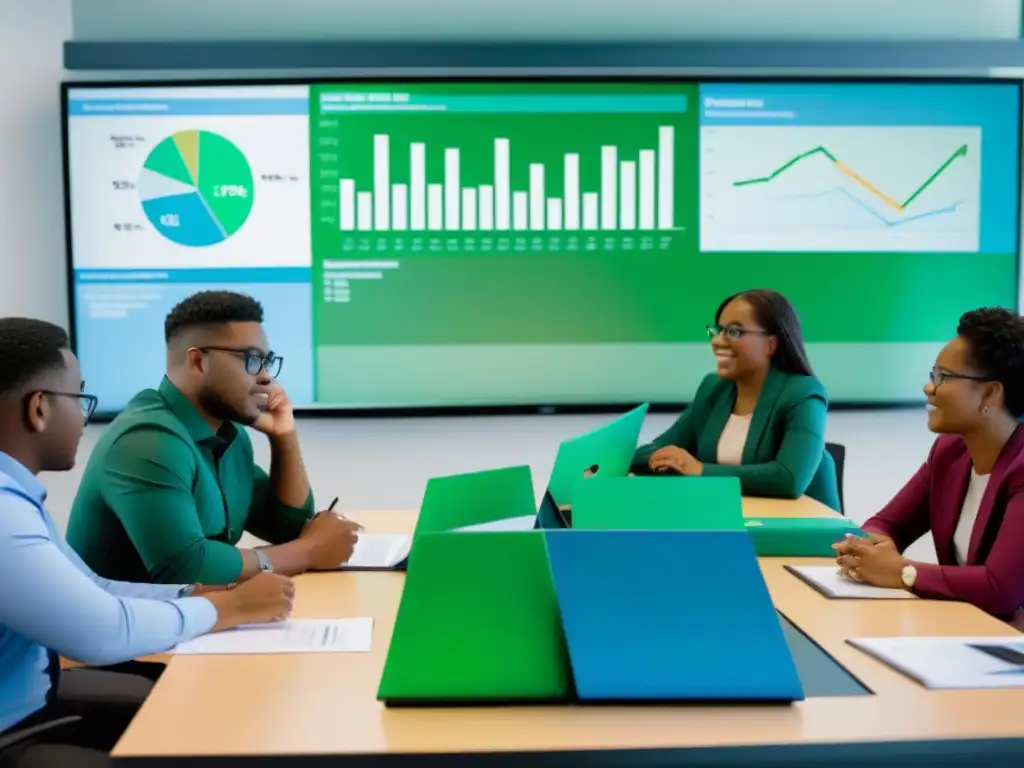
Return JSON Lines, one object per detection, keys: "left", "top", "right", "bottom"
{"left": 139, "top": 130, "right": 254, "bottom": 247}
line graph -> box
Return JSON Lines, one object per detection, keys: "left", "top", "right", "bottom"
{"left": 782, "top": 188, "right": 966, "bottom": 228}
{"left": 700, "top": 126, "right": 981, "bottom": 253}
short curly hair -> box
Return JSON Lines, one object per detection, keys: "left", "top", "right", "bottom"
{"left": 164, "top": 291, "right": 264, "bottom": 343}
{"left": 957, "top": 307, "right": 1024, "bottom": 418}
{"left": 0, "top": 318, "right": 70, "bottom": 396}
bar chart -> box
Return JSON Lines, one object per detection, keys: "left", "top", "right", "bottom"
{"left": 311, "top": 89, "right": 690, "bottom": 261}
{"left": 334, "top": 129, "right": 676, "bottom": 238}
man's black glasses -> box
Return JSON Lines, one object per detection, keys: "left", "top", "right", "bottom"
{"left": 197, "top": 347, "right": 283, "bottom": 378}
{"left": 39, "top": 390, "right": 99, "bottom": 424}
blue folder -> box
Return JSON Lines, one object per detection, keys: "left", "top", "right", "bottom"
{"left": 544, "top": 529, "right": 805, "bottom": 702}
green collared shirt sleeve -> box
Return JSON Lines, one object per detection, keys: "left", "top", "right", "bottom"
{"left": 700, "top": 392, "right": 827, "bottom": 499}
{"left": 244, "top": 465, "right": 315, "bottom": 545}
{"left": 99, "top": 427, "right": 244, "bottom": 585}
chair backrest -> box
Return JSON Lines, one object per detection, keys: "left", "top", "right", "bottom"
{"left": 0, "top": 715, "right": 81, "bottom": 753}
{"left": 825, "top": 442, "right": 847, "bottom": 515}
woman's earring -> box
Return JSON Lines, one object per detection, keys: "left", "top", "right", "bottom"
{"left": 983, "top": 406, "right": 990, "bottom": 415}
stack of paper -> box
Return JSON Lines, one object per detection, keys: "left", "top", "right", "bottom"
{"left": 170, "top": 618, "right": 374, "bottom": 655}
{"left": 786, "top": 565, "right": 918, "bottom": 599}
{"left": 341, "top": 533, "right": 412, "bottom": 570}
{"left": 849, "top": 636, "right": 1024, "bottom": 689}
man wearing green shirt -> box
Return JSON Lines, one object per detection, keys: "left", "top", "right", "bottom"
{"left": 67, "top": 291, "right": 357, "bottom": 585}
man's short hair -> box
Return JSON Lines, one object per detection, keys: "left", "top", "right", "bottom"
{"left": 0, "top": 318, "right": 70, "bottom": 396}
{"left": 164, "top": 291, "right": 265, "bottom": 343}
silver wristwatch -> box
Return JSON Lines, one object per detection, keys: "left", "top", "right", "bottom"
{"left": 255, "top": 548, "right": 274, "bottom": 573}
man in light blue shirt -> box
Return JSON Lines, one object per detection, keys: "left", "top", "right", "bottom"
{"left": 0, "top": 318, "right": 295, "bottom": 768}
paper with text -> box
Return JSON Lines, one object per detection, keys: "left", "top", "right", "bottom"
{"left": 786, "top": 565, "right": 918, "bottom": 599}
{"left": 169, "top": 618, "right": 373, "bottom": 655}
{"left": 849, "top": 636, "right": 1024, "bottom": 689}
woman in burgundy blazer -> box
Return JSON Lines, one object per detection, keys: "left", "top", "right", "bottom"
{"left": 834, "top": 307, "right": 1024, "bottom": 627}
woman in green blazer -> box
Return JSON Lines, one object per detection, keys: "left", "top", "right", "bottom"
{"left": 632, "top": 289, "right": 840, "bottom": 511}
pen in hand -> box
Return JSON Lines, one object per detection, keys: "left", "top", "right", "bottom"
{"left": 327, "top": 496, "right": 364, "bottom": 531}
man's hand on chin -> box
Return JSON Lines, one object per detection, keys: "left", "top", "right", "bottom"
{"left": 252, "top": 383, "right": 296, "bottom": 439}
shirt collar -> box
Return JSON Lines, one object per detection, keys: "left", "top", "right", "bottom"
{"left": 158, "top": 376, "right": 239, "bottom": 448}
{"left": 0, "top": 451, "right": 47, "bottom": 505}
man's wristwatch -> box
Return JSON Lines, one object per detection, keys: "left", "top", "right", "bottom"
{"left": 178, "top": 584, "right": 197, "bottom": 598}
{"left": 255, "top": 548, "right": 275, "bottom": 573}
{"left": 900, "top": 564, "right": 918, "bottom": 591}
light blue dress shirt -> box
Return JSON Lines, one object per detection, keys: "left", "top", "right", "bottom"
{"left": 0, "top": 451, "right": 218, "bottom": 733}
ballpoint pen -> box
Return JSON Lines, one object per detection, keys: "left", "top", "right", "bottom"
{"left": 328, "top": 496, "right": 364, "bottom": 530}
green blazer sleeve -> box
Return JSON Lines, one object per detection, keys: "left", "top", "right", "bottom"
{"left": 631, "top": 374, "right": 717, "bottom": 473}
{"left": 98, "top": 427, "right": 244, "bottom": 585}
{"left": 244, "top": 465, "right": 316, "bottom": 545}
{"left": 701, "top": 376, "right": 828, "bottom": 499}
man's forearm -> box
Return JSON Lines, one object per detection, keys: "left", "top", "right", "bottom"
{"left": 267, "top": 432, "right": 311, "bottom": 508}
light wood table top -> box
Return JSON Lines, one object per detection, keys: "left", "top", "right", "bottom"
{"left": 115, "top": 496, "right": 1024, "bottom": 763}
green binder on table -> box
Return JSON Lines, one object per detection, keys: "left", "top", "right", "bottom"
{"left": 743, "top": 516, "right": 866, "bottom": 556}
{"left": 414, "top": 464, "right": 538, "bottom": 536}
{"left": 377, "top": 530, "right": 573, "bottom": 705}
{"left": 571, "top": 476, "right": 744, "bottom": 531}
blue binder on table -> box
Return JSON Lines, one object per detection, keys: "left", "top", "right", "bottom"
{"left": 544, "top": 528, "right": 804, "bottom": 702}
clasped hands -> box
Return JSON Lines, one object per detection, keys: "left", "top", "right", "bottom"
{"left": 831, "top": 531, "right": 908, "bottom": 590}
{"left": 648, "top": 446, "right": 704, "bottom": 476}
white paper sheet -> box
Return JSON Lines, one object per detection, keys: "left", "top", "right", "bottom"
{"left": 786, "top": 565, "right": 918, "bottom": 599}
{"left": 453, "top": 514, "right": 538, "bottom": 533}
{"left": 849, "top": 636, "right": 1024, "bottom": 689}
{"left": 341, "top": 533, "right": 411, "bottom": 569}
{"left": 169, "top": 618, "right": 374, "bottom": 655}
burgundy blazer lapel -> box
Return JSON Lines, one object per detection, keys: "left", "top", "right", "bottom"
{"left": 966, "top": 426, "right": 1024, "bottom": 564}
{"left": 934, "top": 449, "right": 972, "bottom": 564}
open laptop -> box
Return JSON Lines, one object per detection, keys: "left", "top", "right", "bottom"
{"left": 535, "top": 403, "right": 650, "bottom": 530}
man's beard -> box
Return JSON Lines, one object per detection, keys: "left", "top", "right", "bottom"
{"left": 197, "top": 388, "right": 252, "bottom": 426}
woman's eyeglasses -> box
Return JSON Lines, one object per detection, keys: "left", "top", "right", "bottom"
{"left": 705, "top": 324, "right": 769, "bottom": 341}
{"left": 929, "top": 365, "right": 991, "bottom": 388}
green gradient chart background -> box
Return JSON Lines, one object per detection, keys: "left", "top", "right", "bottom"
{"left": 310, "top": 83, "right": 697, "bottom": 348}
{"left": 304, "top": 81, "right": 1017, "bottom": 406}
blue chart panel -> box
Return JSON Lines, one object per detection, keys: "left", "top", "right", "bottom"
{"left": 74, "top": 272, "right": 313, "bottom": 412}
{"left": 142, "top": 192, "right": 227, "bottom": 247}
{"left": 697, "top": 82, "right": 1020, "bottom": 255}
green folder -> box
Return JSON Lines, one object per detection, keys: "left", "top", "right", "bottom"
{"left": 414, "top": 464, "right": 537, "bottom": 536}
{"left": 743, "top": 516, "right": 866, "bottom": 556}
{"left": 571, "top": 476, "right": 744, "bottom": 531}
{"left": 377, "top": 530, "right": 574, "bottom": 704}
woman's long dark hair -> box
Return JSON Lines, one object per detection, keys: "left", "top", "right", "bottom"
{"left": 714, "top": 289, "right": 814, "bottom": 377}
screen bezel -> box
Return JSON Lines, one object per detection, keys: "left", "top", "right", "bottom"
{"left": 60, "top": 75, "right": 1024, "bottom": 420}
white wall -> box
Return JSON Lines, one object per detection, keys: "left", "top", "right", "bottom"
{"left": 0, "top": 0, "right": 72, "bottom": 325}
{"left": 71, "top": 0, "right": 1021, "bottom": 41}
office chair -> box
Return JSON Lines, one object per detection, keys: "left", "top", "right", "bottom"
{"left": 825, "top": 442, "right": 847, "bottom": 515}
{"left": 0, "top": 716, "right": 82, "bottom": 755}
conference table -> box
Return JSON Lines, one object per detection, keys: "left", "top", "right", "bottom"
{"left": 113, "top": 496, "right": 1024, "bottom": 766}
